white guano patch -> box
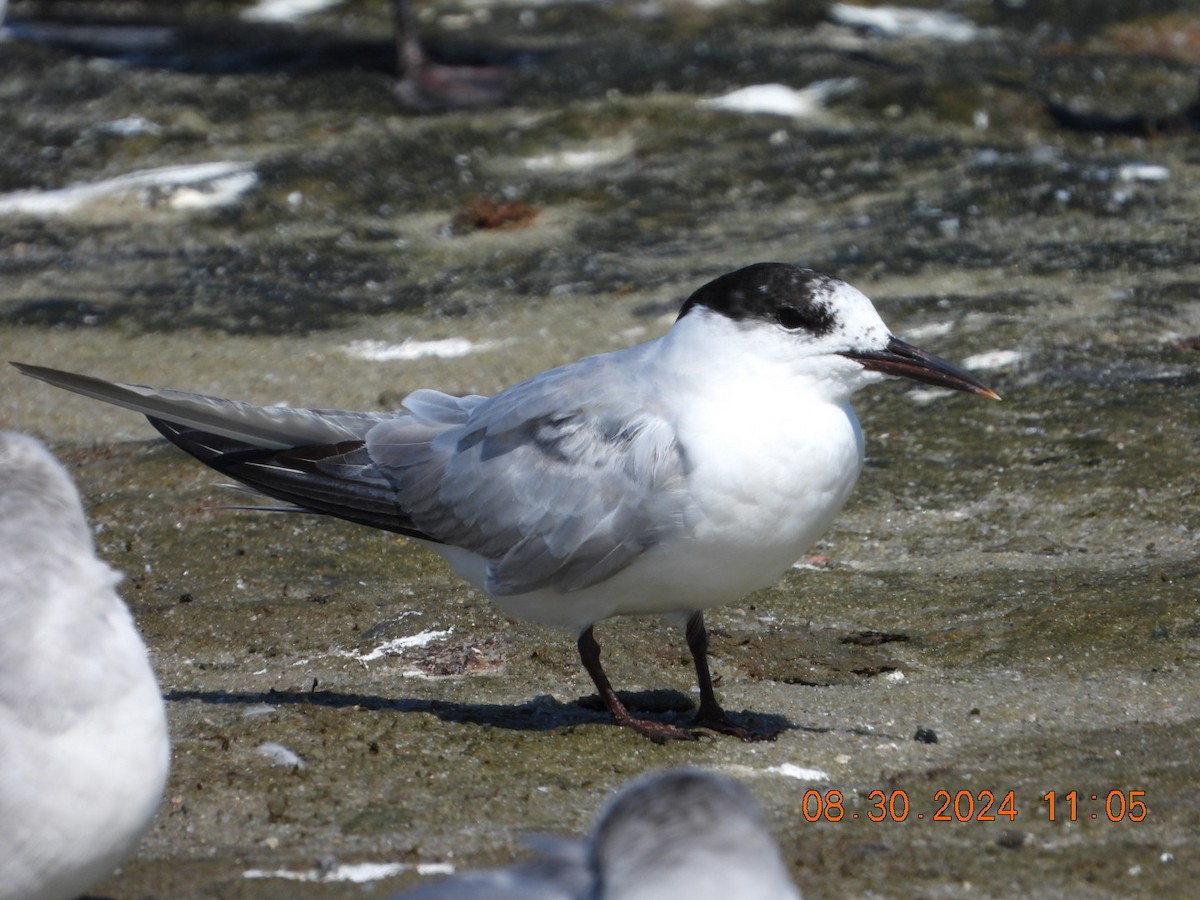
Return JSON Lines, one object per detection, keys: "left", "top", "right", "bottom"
{"left": 830, "top": 4, "right": 979, "bottom": 43}
{"left": 244, "top": 862, "right": 455, "bottom": 883}
{"left": 0, "top": 161, "right": 257, "bottom": 217}
{"left": 767, "top": 763, "right": 832, "bottom": 782}
{"left": 522, "top": 140, "right": 633, "bottom": 172}
{"left": 256, "top": 742, "right": 305, "bottom": 768}
{"left": 336, "top": 628, "right": 454, "bottom": 664}
{"left": 697, "top": 79, "right": 857, "bottom": 118}
{"left": 343, "top": 337, "right": 505, "bottom": 362}
{"left": 241, "top": 0, "right": 340, "bottom": 23}
{"left": 1117, "top": 163, "right": 1170, "bottom": 183}
{"left": 960, "top": 348, "right": 1024, "bottom": 371}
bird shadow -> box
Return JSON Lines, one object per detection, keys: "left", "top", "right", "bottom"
{"left": 164, "top": 685, "right": 895, "bottom": 741}
{"left": 168, "top": 686, "right": 611, "bottom": 733}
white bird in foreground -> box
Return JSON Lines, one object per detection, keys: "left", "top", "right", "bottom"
{"left": 0, "top": 432, "right": 169, "bottom": 900}
{"left": 15, "top": 262, "right": 997, "bottom": 743}
{"left": 394, "top": 768, "right": 802, "bottom": 899}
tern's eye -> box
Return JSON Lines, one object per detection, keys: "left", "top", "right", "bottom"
{"left": 776, "top": 306, "right": 807, "bottom": 330}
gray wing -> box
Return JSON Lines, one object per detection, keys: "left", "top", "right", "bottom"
{"left": 14, "top": 351, "right": 689, "bottom": 596}
{"left": 371, "top": 347, "right": 690, "bottom": 595}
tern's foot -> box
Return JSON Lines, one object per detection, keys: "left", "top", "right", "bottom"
{"left": 613, "top": 713, "right": 708, "bottom": 744}
{"left": 691, "top": 709, "right": 782, "bottom": 743}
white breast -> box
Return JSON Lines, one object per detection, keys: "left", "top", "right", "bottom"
{"left": 431, "top": 312, "right": 871, "bottom": 634}
{"left": 615, "top": 388, "right": 865, "bottom": 614}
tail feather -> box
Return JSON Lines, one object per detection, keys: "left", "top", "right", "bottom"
{"left": 9, "top": 363, "right": 438, "bottom": 541}
{"left": 12, "top": 363, "right": 387, "bottom": 449}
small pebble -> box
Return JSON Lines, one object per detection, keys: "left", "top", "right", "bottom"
{"left": 996, "top": 829, "right": 1027, "bottom": 850}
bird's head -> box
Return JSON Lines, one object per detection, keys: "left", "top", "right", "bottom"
{"left": 674, "top": 263, "right": 999, "bottom": 402}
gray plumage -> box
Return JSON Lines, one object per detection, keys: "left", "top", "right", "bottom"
{"left": 13, "top": 262, "right": 996, "bottom": 742}
{"left": 15, "top": 345, "right": 687, "bottom": 600}
{"left": 394, "top": 769, "right": 801, "bottom": 900}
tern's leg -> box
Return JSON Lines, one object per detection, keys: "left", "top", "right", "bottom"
{"left": 685, "top": 611, "right": 780, "bottom": 742}
{"left": 576, "top": 626, "right": 701, "bottom": 744}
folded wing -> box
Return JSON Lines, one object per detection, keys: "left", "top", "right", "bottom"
{"left": 14, "top": 354, "right": 688, "bottom": 596}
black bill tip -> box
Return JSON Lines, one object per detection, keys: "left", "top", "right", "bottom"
{"left": 843, "top": 337, "right": 1001, "bottom": 400}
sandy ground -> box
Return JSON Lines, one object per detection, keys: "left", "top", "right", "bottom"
{"left": 2, "top": 1, "right": 1199, "bottom": 897}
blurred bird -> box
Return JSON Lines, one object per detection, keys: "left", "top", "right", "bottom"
{"left": 392, "top": 0, "right": 509, "bottom": 111}
{"left": 15, "top": 262, "right": 997, "bottom": 742}
{"left": 0, "top": 433, "right": 169, "bottom": 900}
{"left": 394, "top": 768, "right": 801, "bottom": 899}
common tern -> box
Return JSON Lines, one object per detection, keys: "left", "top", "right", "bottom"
{"left": 395, "top": 768, "right": 801, "bottom": 899}
{"left": 15, "top": 262, "right": 997, "bottom": 742}
{"left": 0, "top": 433, "right": 169, "bottom": 900}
